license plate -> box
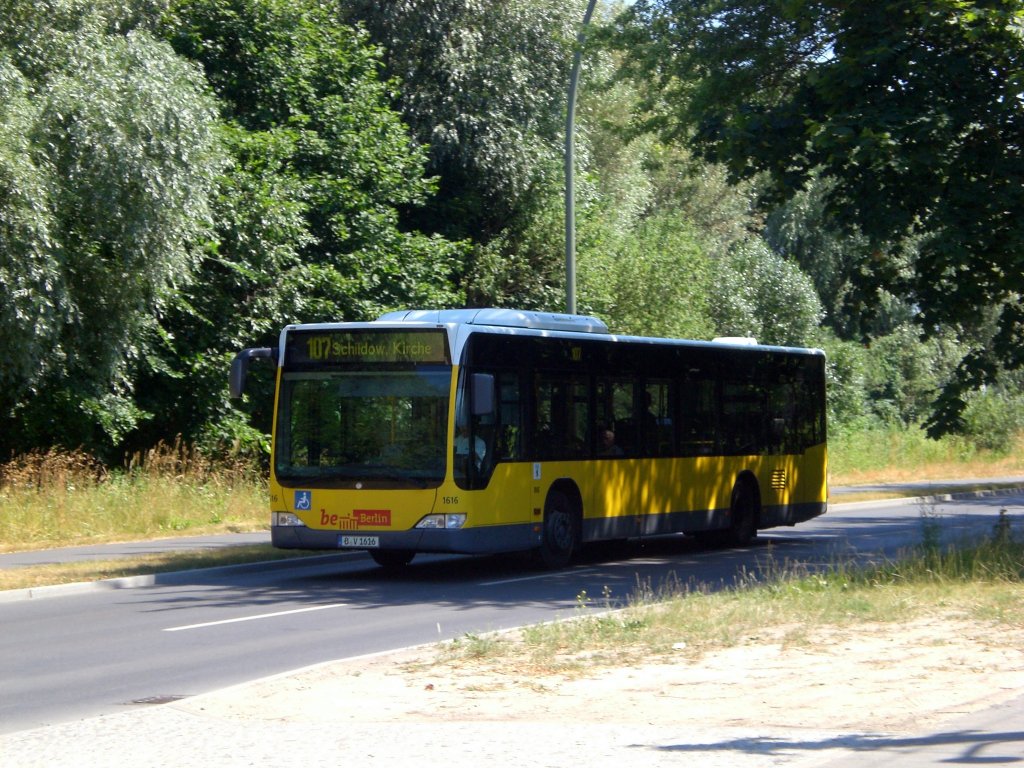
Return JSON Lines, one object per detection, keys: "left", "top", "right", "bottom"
{"left": 339, "top": 535, "right": 379, "bottom": 548}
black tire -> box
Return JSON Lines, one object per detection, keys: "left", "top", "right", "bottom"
{"left": 369, "top": 549, "right": 415, "bottom": 569}
{"left": 537, "top": 490, "right": 578, "bottom": 569}
{"left": 724, "top": 480, "right": 758, "bottom": 547}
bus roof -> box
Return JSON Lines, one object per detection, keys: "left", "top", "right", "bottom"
{"left": 376, "top": 308, "right": 610, "bottom": 335}
{"left": 280, "top": 308, "right": 824, "bottom": 364}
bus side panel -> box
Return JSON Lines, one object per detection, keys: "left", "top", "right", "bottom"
{"left": 583, "top": 456, "right": 731, "bottom": 540}
{"left": 583, "top": 459, "right": 639, "bottom": 540}
{"left": 445, "top": 461, "right": 540, "bottom": 552}
{"left": 581, "top": 445, "right": 827, "bottom": 540}
{"left": 756, "top": 442, "right": 829, "bottom": 528}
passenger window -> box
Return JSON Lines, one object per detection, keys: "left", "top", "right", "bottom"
{"left": 596, "top": 378, "right": 635, "bottom": 456}
{"left": 532, "top": 373, "right": 589, "bottom": 459}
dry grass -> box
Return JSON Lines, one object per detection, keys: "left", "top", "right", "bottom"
{"left": 0, "top": 442, "right": 266, "bottom": 553}
{"left": 829, "top": 427, "right": 1024, "bottom": 486}
{"left": 436, "top": 538, "right": 1024, "bottom": 678}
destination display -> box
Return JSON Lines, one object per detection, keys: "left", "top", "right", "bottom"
{"left": 285, "top": 329, "right": 450, "bottom": 365}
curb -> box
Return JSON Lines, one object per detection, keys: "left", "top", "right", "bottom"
{"left": 0, "top": 552, "right": 361, "bottom": 604}
{"left": 830, "top": 485, "right": 1024, "bottom": 510}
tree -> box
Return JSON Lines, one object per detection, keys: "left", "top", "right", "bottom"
{"left": 579, "top": 213, "right": 716, "bottom": 338}
{"left": 764, "top": 172, "right": 919, "bottom": 339}
{"left": 0, "top": 0, "right": 223, "bottom": 456}
{"left": 710, "top": 239, "right": 823, "bottom": 347}
{"left": 342, "top": 0, "right": 583, "bottom": 240}
{"left": 136, "top": 0, "right": 466, "bottom": 452}
{"left": 0, "top": 59, "right": 59, "bottom": 414}
{"left": 165, "top": 0, "right": 465, "bottom": 318}
{"left": 339, "top": 0, "right": 603, "bottom": 311}
{"left": 620, "top": 0, "right": 1024, "bottom": 434}
{"left": 862, "top": 325, "right": 958, "bottom": 427}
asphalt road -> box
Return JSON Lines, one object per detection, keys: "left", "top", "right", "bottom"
{"left": 1, "top": 491, "right": 1021, "bottom": 737}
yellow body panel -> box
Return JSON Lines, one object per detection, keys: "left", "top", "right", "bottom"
{"left": 269, "top": 443, "right": 828, "bottom": 536}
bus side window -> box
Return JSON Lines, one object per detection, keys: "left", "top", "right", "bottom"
{"left": 596, "top": 378, "right": 635, "bottom": 456}
{"left": 643, "top": 380, "right": 673, "bottom": 457}
{"left": 795, "top": 364, "right": 826, "bottom": 450}
{"left": 679, "top": 373, "right": 717, "bottom": 455}
{"left": 532, "top": 372, "right": 589, "bottom": 460}
{"left": 721, "top": 378, "right": 765, "bottom": 454}
{"left": 495, "top": 372, "right": 522, "bottom": 461}
{"left": 767, "top": 381, "right": 796, "bottom": 454}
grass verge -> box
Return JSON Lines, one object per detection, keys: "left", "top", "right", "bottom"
{"left": 0, "top": 444, "right": 267, "bottom": 553}
{"left": 433, "top": 530, "right": 1024, "bottom": 678}
{"left": 829, "top": 426, "right": 1024, "bottom": 485}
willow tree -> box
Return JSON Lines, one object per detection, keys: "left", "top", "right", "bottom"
{"left": 0, "top": 0, "right": 222, "bottom": 455}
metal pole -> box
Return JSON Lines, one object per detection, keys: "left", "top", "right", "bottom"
{"left": 565, "top": 0, "right": 598, "bottom": 316}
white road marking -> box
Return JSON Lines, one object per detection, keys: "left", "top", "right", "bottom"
{"left": 164, "top": 603, "right": 347, "bottom": 632}
{"left": 479, "top": 568, "right": 598, "bottom": 587}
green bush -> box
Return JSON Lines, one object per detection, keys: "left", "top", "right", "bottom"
{"left": 960, "top": 387, "right": 1024, "bottom": 453}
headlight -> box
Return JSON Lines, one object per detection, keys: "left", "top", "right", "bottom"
{"left": 415, "top": 514, "right": 467, "bottom": 530}
{"left": 273, "top": 512, "right": 305, "bottom": 527}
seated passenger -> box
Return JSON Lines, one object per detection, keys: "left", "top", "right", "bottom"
{"left": 599, "top": 428, "right": 623, "bottom": 456}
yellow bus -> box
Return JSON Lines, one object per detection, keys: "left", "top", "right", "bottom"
{"left": 230, "top": 308, "right": 827, "bottom": 568}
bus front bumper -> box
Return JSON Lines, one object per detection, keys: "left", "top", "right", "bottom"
{"left": 271, "top": 522, "right": 537, "bottom": 555}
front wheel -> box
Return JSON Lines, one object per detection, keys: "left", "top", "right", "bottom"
{"left": 537, "top": 490, "right": 578, "bottom": 569}
{"left": 370, "top": 549, "right": 415, "bottom": 569}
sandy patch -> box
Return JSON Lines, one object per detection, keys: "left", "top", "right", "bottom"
{"left": 5, "top": 614, "right": 1023, "bottom": 768}
{"left": 178, "top": 616, "right": 1024, "bottom": 734}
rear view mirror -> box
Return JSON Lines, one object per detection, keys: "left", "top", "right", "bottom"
{"left": 229, "top": 347, "right": 276, "bottom": 398}
{"left": 471, "top": 373, "right": 495, "bottom": 416}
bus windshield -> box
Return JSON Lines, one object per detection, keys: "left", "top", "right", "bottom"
{"left": 274, "top": 368, "right": 451, "bottom": 488}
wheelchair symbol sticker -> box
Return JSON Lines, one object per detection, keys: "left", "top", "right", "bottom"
{"left": 294, "top": 490, "right": 312, "bottom": 511}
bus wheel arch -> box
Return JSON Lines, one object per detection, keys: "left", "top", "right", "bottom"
{"left": 537, "top": 481, "right": 582, "bottom": 569}
{"left": 728, "top": 471, "right": 761, "bottom": 547}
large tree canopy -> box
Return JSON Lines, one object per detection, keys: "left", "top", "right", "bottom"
{"left": 0, "top": 0, "right": 223, "bottom": 452}
{"left": 342, "top": 0, "right": 581, "bottom": 239}
{"left": 135, "top": 0, "right": 466, "bottom": 451}
{"left": 164, "top": 0, "right": 465, "bottom": 321}
{"left": 621, "top": 0, "right": 1024, "bottom": 433}
{"left": 340, "top": 0, "right": 588, "bottom": 310}
{"left": 0, "top": 0, "right": 467, "bottom": 458}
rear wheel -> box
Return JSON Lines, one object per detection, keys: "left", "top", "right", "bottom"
{"left": 725, "top": 480, "right": 758, "bottom": 547}
{"left": 692, "top": 479, "right": 759, "bottom": 548}
{"left": 537, "top": 490, "right": 578, "bottom": 569}
{"left": 370, "top": 549, "right": 415, "bottom": 569}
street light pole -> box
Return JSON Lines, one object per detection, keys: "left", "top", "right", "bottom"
{"left": 565, "top": 0, "right": 598, "bottom": 315}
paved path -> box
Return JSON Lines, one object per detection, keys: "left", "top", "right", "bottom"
{"left": 1, "top": 672, "right": 1021, "bottom": 768}
{"left": 829, "top": 475, "right": 1024, "bottom": 497}
{"left": 0, "top": 531, "right": 269, "bottom": 569}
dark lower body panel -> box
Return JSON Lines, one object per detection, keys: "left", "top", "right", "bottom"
{"left": 581, "top": 501, "right": 827, "bottom": 541}
{"left": 272, "top": 501, "right": 826, "bottom": 554}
